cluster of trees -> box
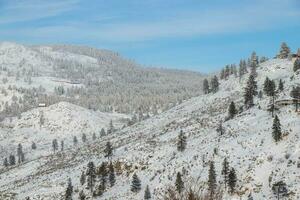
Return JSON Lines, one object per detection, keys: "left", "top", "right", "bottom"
{"left": 277, "top": 42, "right": 291, "bottom": 59}
{"left": 3, "top": 144, "right": 25, "bottom": 167}
{"left": 202, "top": 76, "right": 219, "bottom": 94}
{"left": 294, "top": 58, "right": 300, "bottom": 72}
{"left": 173, "top": 159, "right": 238, "bottom": 199}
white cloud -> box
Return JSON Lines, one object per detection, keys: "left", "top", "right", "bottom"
{"left": 0, "top": 0, "right": 299, "bottom": 42}
{"left": 0, "top": 0, "right": 79, "bottom": 24}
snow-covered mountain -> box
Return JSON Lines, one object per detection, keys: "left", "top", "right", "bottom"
{"left": 0, "top": 55, "right": 299, "bottom": 200}
{"left": 0, "top": 42, "right": 204, "bottom": 115}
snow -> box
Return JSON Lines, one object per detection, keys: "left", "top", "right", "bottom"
{"left": 0, "top": 54, "right": 299, "bottom": 200}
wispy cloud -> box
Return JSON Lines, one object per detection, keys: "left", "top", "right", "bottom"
{"left": 0, "top": 0, "right": 79, "bottom": 24}
{"left": 0, "top": 0, "right": 299, "bottom": 43}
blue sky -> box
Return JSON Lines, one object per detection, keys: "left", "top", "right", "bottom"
{"left": 0, "top": 0, "right": 300, "bottom": 72}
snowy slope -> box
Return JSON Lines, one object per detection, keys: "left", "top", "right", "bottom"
{"left": 0, "top": 101, "right": 129, "bottom": 172}
{"left": 0, "top": 58, "right": 299, "bottom": 200}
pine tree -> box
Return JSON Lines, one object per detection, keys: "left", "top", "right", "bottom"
{"left": 9, "top": 155, "right": 15, "bottom": 166}
{"left": 98, "top": 162, "right": 108, "bottom": 189}
{"left": 108, "top": 162, "right": 116, "bottom": 187}
{"left": 31, "top": 142, "right": 37, "bottom": 150}
{"left": 216, "top": 122, "right": 225, "bottom": 135}
{"left": 17, "top": 143, "right": 24, "bottom": 163}
{"left": 250, "top": 52, "right": 258, "bottom": 77}
{"left": 82, "top": 133, "right": 87, "bottom": 143}
{"left": 244, "top": 74, "right": 257, "bottom": 108}
{"left": 225, "top": 65, "right": 230, "bottom": 79}
{"left": 263, "top": 77, "right": 271, "bottom": 95}
{"left": 222, "top": 158, "right": 230, "bottom": 190}
{"left": 92, "top": 132, "right": 96, "bottom": 140}
{"left": 80, "top": 171, "right": 86, "bottom": 186}
{"left": 65, "top": 178, "right": 73, "bottom": 200}
{"left": 144, "top": 185, "right": 151, "bottom": 200}
{"left": 78, "top": 190, "right": 86, "bottom": 200}
{"left": 208, "top": 161, "right": 217, "bottom": 198}
{"left": 52, "top": 139, "right": 58, "bottom": 153}
{"left": 294, "top": 58, "right": 300, "bottom": 72}
{"left": 290, "top": 86, "right": 300, "bottom": 111}
{"left": 177, "top": 130, "right": 187, "bottom": 152}
{"left": 175, "top": 172, "right": 184, "bottom": 194}
{"left": 203, "top": 79, "right": 210, "bottom": 94}
{"left": 272, "top": 115, "right": 282, "bottom": 142}
{"left": 108, "top": 120, "right": 114, "bottom": 134}
{"left": 73, "top": 136, "right": 78, "bottom": 146}
{"left": 278, "top": 42, "right": 290, "bottom": 59}
{"left": 210, "top": 76, "right": 219, "bottom": 93}
{"left": 220, "top": 68, "right": 225, "bottom": 80}
{"left": 278, "top": 79, "right": 284, "bottom": 92}
{"left": 100, "top": 128, "right": 106, "bottom": 137}
{"left": 61, "top": 140, "right": 64, "bottom": 151}
{"left": 86, "top": 161, "right": 96, "bottom": 193}
{"left": 3, "top": 158, "right": 8, "bottom": 167}
{"left": 228, "top": 168, "right": 237, "bottom": 194}
{"left": 131, "top": 173, "right": 141, "bottom": 193}
{"left": 228, "top": 101, "right": 237, "bottom": 119}
{"left": 104, "top": 141, "right": 113, "bottom": 159}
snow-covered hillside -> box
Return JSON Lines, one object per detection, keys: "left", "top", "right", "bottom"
{"left": 0, "top": 57, "right": 299, "bottom": 200}
{"left": 0, "top": 41, "right": 204, "bottom": 116}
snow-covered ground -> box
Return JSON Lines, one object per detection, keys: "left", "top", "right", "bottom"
{"left": 0, "top": 55, "right": 299, "bottom": 200}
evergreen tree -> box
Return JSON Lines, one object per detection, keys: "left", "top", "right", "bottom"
{"left": 203, "top": 79, "right": 210, "bottom": 94}
{"left": 208, "top": 161, "right": 217, "bottom": 198}
{"left": 82, "top": 133, "right": 87, "bottom": 143}
{"left": 294, "top": 58, "right": 300, "bottom": 72}
{"left": 220, "top": 68, "right": 225, "bottom": 80}
{"left": 9, "top": 155, "right": 15, "bottom": 166}
{"left": 278, "top": 42, "right": 290, "bottom": 59}
{"left": 92, "top": 132, "right": 96, "bottom": 140}
{"left": 216, "top": 122, "right": 225, "bottom": 135}
{"left": 31, "top": 142, "right": 37, "bottom": 150}
{"left": 177, "top": 130, "right": 187, "bottom": 152}
{"left": 100, "top": 128, "right": 106, "bottom": 137}
{"left": 258, "top": 91, "right": 263, "bottom": 100}
{"left": 263, "top": 77, "right": 271, "bottom": 95}
{"left": 78, "top": 190, "right": 86, "bottom": 200}
{"left": 228, "top": 168, "right": 237, "bottom": 194}
{"left": 222, "top": 158, "right": 230, "bottom": 190}
{"left": 175, "top": 172, "right": 184, "bottom": 194}
{"left": 65, "top": 178, "right": 73, "bottom": 200}
{"left": 3, "top": 158, "right": 8, "bottom": 167}
{"left": 131, "top": 173, "right": 141, "bottom": 193}
{"left": 264, "top": 79, "right": 277, "bottom": 116}
{"left": 144, "top": 185, "right": 151, "bottom": 200}
{"left": 272, "top": 115, "right": 282, "bottom": 142}
{"left": 210, "top": 76, "right": 219, "bottom": 93}
{"left": 17, "top": 143, "right": 24, "bottom": 163}
{"left": 61, "top": 140, "right": 64, "bottom": 151}
{"left": 278, "top": 79, "right": 284, "bottom": 92}
{"left": 52, "top": 139, "right": 58, "bottom": 153}
{"left": 250, "top": 52, "right": 258, "bottom": 77}
{"left": 108, "top": 120, "right": 114, "bottom": 134}
{"left": 224, "top": 65, "right": 230, "bottom": 79}
{"left": 73, "top": 136, "right": 78, "bottom": 146}
{"left": 244, "top": 74, "right": 257, "bottom": 108}
{"left": 98, "top": 162, "right": 108, "bottom": 189}
{"left": 108, "top": 162, "right": 116, "bottom": 187}
{"left": 290, "top": 86, "right": 300, "bottom": 111}
{"left": 228, "top": 101, "right": 237, "bottom": 119}
{"left": 86, "top": 161, "right": 96, "bottom": 193}
{"left": 104, "top": 141, "right": 113, "bottom": 159}
{"left": 80, "top": 171, "right": 86, "bottom": 186}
